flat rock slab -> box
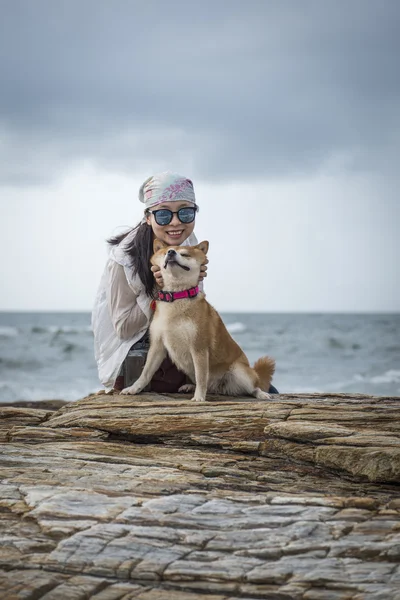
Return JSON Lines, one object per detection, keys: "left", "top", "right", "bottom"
{"left": 0, "top": 392, "right": 399, "bottom": 599}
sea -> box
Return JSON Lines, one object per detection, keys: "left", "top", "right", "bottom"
{"left": 0, "top": 312, "right": 399, "bottom": 403}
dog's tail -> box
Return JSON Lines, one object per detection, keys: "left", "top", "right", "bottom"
{"left": 253, "top": 356, "right": 275, "bottom": 391}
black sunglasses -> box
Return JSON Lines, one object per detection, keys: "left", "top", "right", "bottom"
{"left": 147, "top": 205, "right": 198, "bottom": 226}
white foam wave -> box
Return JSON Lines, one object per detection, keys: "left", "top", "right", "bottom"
{"left": 0, "top": 326, "right": 18, "bottom": 338}
{"left": 370, "top": 370, "right": 400, "bottom": 385}
{"left": 0, "top": 381, "right": 97, "bottom": 403}
{"left": 328, "top": 371, "right": 400, "bottom": 392}
{"left": 226, "top": 322, "right": 247, "bottom": 333}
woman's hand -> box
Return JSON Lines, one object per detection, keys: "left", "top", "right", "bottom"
{"left": 151, "top": 265, "right": 164, "bottom": 288}
{"left": 199, "top": 257, "right": 208, "bottom": 282}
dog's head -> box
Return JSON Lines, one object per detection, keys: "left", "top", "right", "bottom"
{"left": 151, "top": 239, "right": 209, "bottom": 290}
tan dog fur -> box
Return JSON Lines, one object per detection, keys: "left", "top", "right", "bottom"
{"left": 121, "top": 239, "right": 275, "bottom": 401}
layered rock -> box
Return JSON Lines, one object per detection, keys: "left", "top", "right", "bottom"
{"left": 0, "top": 392, "right": 399, "bottom": 599}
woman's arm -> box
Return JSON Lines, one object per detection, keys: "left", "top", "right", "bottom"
{"left": 106, "top": 262, "right": 148, "bottom": 340}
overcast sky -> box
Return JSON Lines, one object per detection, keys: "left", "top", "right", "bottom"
{"left": 1, "top": 0, "right": 399, "bottom": 312}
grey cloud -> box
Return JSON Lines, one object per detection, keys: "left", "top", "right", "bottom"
{"left": 1, "top": 0, "right": 399, "bottom": 184}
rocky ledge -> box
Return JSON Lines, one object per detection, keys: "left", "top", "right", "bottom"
{"left": 0, "top": 392, "right": 399, "bottom": 599}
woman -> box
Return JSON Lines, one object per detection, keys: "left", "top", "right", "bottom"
{"left": 92, "top": 172, "right": 206, "bottom": 393}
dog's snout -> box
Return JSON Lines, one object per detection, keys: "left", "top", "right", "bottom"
{"left": 167, "top": 249, "right": 176, "bottom": 256}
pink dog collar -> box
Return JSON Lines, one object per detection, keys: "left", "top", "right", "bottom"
{"left": 158, "top": 286, "right": 199, "bottom": 303}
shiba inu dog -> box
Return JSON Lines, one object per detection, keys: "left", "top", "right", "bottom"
{"left": 121, "top": 239, "right": 275, "bottom": 401}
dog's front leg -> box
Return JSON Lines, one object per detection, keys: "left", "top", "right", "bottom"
{"left": 121, "top": 341, "right": 167, "bottom": 395}
{"left": 191, "top": 350, "right": 209, "bottom": 402}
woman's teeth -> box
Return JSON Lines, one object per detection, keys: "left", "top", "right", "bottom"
{"left": 167, "top": 230, "right": 183, "bottom": 237}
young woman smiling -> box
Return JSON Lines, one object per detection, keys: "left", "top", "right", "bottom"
{"left": 92, "top": 172, "right": 207, "bottom": 393}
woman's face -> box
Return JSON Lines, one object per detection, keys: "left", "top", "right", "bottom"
{"left": 146, "top": 201, "right": 196, "bottom": 246}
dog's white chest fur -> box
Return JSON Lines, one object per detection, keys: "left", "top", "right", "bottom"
{"left": 151, "top": 308, "right": 197, "bottom": 377}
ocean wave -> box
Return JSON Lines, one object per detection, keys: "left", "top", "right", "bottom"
{"left": 0, "top": 357, "right": 42, "bottom": 370}
{"left": 0, "top": 380, "right": 98, "bottom": 403}
{"left": 328, "top": 336, "right": 344, "bottom": 349}
{"left": 31, "top": 325, "right": 93, "bottom": 335}
{"left": 226, "top": 322, "right": 247, "bottom": 334}
{"left": 337, "top": 371, "right": 400, "bottom": 388}
{"left": 370, "top": 370, "right": 400, "bottom": 385}
{"left": 386, "top": 345, "right": 400, "bottom": 354}
{"left": 0, "top": 326, "right": 19, "bottom": 338}
{"left": 328, "top": 337, "right": 361, "bottom": 350}
{"left": 62, "top": 343, "right": 85, "bottom": 354}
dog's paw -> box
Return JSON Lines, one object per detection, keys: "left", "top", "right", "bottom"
{"left": 254, "top": 389, "right": 271, "bottom": 400}
{"left": 178, "top": 384, "right": 196, "bottom": 393}
{"left": 191, "top": 396, "right": 206, "bottom": 402}
{"left": 121, "top": 383, "right": 142, "bottom": 395}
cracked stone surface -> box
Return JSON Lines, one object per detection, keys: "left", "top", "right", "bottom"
{"left": 0, "top": 392, "right": 399, "bottom": 599}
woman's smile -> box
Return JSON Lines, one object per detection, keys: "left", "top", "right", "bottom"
{"left": 166, "top": 229, "right": 184, "bottom": 238}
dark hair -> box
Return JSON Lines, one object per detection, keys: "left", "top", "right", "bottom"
{"left": 108, "top": 220, "right": 156, "bottom": 298}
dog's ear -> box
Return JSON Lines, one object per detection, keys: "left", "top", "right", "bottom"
{"left": 196, "top": 241, "right": 209, "bottom": 255}
{"left": 153, "top": 238, "right": 168, "bottom": 253}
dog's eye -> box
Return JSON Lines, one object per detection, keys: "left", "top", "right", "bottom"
{"left": 180, "top": 253, "right": 190, "bottom": 258}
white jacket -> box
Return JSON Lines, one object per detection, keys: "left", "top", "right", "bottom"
{"left": 92, "top": 228, "right": 200, "bottom": 390}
